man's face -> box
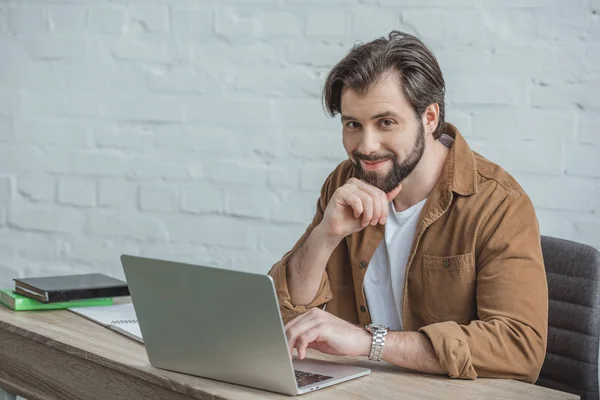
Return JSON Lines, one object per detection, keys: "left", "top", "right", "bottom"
{"left": 340, "top": 71, "right": 426, "bottom": 193}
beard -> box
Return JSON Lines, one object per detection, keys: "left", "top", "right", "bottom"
{"left": 352, "top": 122, "right": 425, "bottom": 193}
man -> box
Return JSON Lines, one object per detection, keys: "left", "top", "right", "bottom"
{"left": 268, "top": 31, "right": 548, "bottom": 383}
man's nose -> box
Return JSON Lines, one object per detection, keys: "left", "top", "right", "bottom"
{"left": 357, "top": 130, "right": 380, "bottom": 156}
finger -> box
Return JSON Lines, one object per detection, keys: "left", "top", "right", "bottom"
{"left": 386, "top": 183, "right": 403, "bottom": 202}
{"left": 286, "top": 311, "right": 320, "bottom": 357}
{"left": 284, "top": 316, "right": 303, "bottom": 346}
{"left": 366, "top": 188, "right": 382, "bottom": 226}
{"left": 349, "top": 180, "right": 387, "bottom": 225}
{"left": 354, "top": 188, "right": 380, "bottom": 226}
{"left": 338, "top": 189, "right": 364, "bottom": 219}
{"left": 285, "top": 313, "right": 311, "bottom": 358}
{"left": 351, "top": 179, "right": 388, "bottom": 205}
{"left": 367, "top": 188, "right": 387, "bottom": 225}
{"left": 296, "top": 327, "right": 322, "bottom": 360}
{"left": 379, "top": 194, "right": 388, "bottom": 225}
{"left": 352, "top": 190, "right": 373, "bottom": 227}
{"left": 284, "top": 309, "right": 311, "bottom": 333}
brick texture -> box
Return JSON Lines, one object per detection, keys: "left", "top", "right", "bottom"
{"left": 0, "top": 0, "right": 598, "bottom": 292}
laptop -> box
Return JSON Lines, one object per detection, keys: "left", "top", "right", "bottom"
{"left": 120, "top": 255, "right": 371, "bottom": 395}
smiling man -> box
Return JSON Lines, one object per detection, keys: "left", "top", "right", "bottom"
{"left": 269, "top": 31, "right": 548, "bottom": 382}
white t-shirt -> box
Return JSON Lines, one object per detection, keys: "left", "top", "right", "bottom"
{"left": 363, "top": 198, "right": 428, "bottom": 331}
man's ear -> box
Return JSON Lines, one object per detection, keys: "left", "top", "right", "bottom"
{"left": 421, "top": 103, "right": 440, "bottom": 137}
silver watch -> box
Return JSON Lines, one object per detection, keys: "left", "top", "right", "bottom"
{"left": 365, "top": 324, "right": 389, "bottom": 361}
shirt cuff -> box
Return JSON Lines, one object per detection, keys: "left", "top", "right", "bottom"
{"left": 419, "top": 321, "right": 478, "bottom": 380}
{"left": 269, "top": 251, "right": 333, "bottom": 324}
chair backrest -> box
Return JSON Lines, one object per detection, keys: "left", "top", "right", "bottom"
{"left": 537, "top": 236, "right": 600, "bottom": 400}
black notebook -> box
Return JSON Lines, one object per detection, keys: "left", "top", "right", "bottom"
{"left": 14, "top": 273, "right": 129, "bottom": 303}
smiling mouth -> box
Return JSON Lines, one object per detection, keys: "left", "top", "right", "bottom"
{"left": 361, "top": 159, "right": 389, "bottom": 171}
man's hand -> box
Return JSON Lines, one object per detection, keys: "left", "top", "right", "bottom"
{"left": 319, "top": 178, "right": 402, "bottom": 243}
{"left": 285, "top": 178, "right": 401, "bottom": 307}
{"left": 285, "top": 308, "right": 372, "bottom": 360}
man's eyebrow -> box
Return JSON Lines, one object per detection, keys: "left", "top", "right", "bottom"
{"left": 340, "top": 111, "right": 403, "bottom": 122}
{"left": 372, "top": 111, "right": 403, "bottom": 120}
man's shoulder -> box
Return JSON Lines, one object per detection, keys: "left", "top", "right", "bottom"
{"left": 472, "top": 151, "right": 528, "bottom": 200}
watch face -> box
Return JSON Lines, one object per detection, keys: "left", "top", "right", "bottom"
{"left": 366, "top": 324, "right": 389, "bottom": 332}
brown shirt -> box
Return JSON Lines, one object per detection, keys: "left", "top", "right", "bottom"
{"left": 269, "top": 124, "right": 548, "bottom": 383}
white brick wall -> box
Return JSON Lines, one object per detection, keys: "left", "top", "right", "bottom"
{"left": 0, "top": 0, "right": 598, "bottom": 292}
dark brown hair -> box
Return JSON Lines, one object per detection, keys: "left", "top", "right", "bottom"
{"left": 323, "top": 31, "right": 446, "bottom": 139}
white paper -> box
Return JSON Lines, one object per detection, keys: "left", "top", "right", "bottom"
{"left": 111, "top": 322, "right": 143, "bottom": 343}
{"left": 69, "top": 303, "right": 143, "bottom": 342}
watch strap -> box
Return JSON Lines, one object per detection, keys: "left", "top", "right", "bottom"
{"left": 366, "top": 324, "right": 389, "bottom": 361}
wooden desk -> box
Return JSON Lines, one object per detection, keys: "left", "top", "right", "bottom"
{"left": 0, "top": 301, "right": 578, "bottom": 400}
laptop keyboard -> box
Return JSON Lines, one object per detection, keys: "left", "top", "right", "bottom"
{"left": 294, "top": 369, "right": 333, "bottom": 387}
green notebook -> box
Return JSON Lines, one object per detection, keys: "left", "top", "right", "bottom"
{"left": 0, "top": 289, "right": 113, "bottom": 311}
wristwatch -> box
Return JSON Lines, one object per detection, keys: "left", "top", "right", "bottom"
{"left": 365, "top": 324, "right": 389, "bottom": 361}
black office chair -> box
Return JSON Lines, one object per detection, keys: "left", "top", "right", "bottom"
{"left": 537, "top": 236, "right": 600, "bottom": 400}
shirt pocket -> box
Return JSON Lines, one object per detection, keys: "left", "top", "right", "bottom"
{"left": 422, "top": 253, "right": 476, "bottom": 324}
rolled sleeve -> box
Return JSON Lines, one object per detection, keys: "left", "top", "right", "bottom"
{"left": 270, "top": 250, "right": 333, "bottom": 323}
{"left": 419, "top": 322, "right": 477, "bottom": 379}
{"left": 420, "top": 192, "right": 548, "bottom": 383}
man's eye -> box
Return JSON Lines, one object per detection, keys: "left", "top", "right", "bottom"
{"left": 380, "top": 119, "right": 394, "bottom": 127}
{"left": 347, "top": 121, "right": 360, "bottom": 129}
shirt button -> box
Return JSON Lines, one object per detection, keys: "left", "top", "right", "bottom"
{"left": 359, "top": 261, "right": 367, "bottom": 269}
{"left": 360, "top": 305, "right": 366, "bottom": 312}
{"left": 443, "top": 260, "right": 450, "bottom": 268}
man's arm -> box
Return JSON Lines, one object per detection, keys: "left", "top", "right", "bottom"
{"left": 288, "top": 177, "right": 403, "bottom": 305}
{"left": 287, "top": 224, "right": 341, "bottom": 306}
{"left": 270, "top": 169, "right": 402, "bottom": 322}
{"left": 382, "top": 332, "right": 446, "bottom": 375}
{"left": 418, "top": 192, "right": 548, "bottom": 382}
{"left": 285, "top": 308, "right": 443, "bottom": 374}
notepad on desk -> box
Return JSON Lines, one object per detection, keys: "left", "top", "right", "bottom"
{"left": 69, "top": 303, "right": 143, "bottom": 343}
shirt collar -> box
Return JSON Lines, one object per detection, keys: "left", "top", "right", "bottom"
{"left": 438, "top": 123, "right": 478, "bottom": 197}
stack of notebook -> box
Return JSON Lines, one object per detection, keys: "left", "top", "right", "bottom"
{"left": 0, "top": 273, "right": 129, "bottom": 311}
{"left": 0, "top": 290, "right": 113, "bottom": 311}
{"left": 1, "top": 272, "right": 142, "bottom": 343}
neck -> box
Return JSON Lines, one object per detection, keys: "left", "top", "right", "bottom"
{"left": 392, "top": 138, "right": 450, "bottom": 212}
